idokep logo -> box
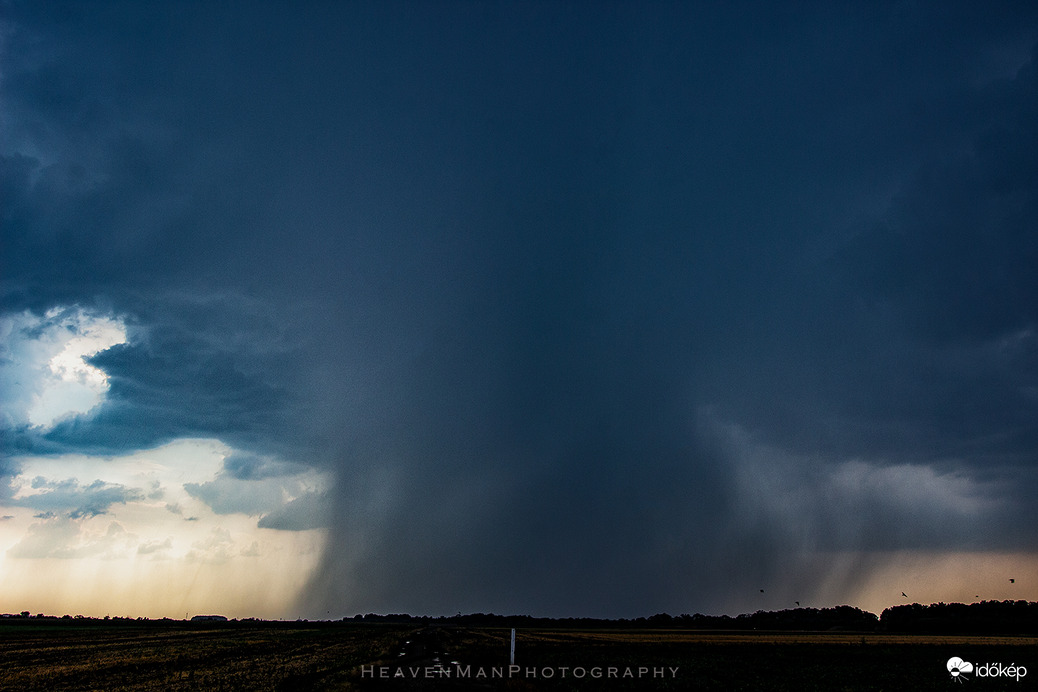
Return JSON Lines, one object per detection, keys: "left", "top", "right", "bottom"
{"left": 947, "top": 657, "right": 1028, "bottom": 683}
{"left": 947, "top": 657, "right": 974, "bottom": 682}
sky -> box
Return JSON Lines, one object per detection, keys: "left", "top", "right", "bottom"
{"left": 1, "top": 1, "right": 1037, "bottom": 620}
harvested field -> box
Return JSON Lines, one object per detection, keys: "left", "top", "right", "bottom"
{"left": 1, "top": 621, "right": 1034, "bottom": 690}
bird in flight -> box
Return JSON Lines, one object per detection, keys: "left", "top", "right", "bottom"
{"left": 1010, "top": 578, "right": 1015, "bottom": 583}
{"left": 902, "top": 592, "right": 908, "bottom": 598}
{"left": 795, "top": 601, "right": 800, "bottom": 606}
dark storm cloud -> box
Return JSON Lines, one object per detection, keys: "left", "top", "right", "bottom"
{"left": 0, "top": 297, "right": 299, "bottom": 459}
{"left": 2, "top": 1, "right": 1038, "bottom": 616}
{"left": 726, "top": 41, "right": 1038, "bottom": 468}
{"left": 81, "top": 331, "right": 290, "bottom": 453}
{"left": 837, "top": 44, "right": 1038, "bottom": 345}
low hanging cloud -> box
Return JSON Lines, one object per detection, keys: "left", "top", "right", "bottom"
{"left": 717, "top": 420, "right": 1011, "bottom": 556}
{"left": 258, "top": 492, "right": 328, "bottom": 532}
{"left": 221, "top": 452, "right": 310, "bottom": 481}
{"left": 184, "top": 452, "right": 329, "bottom": 527}
{"left": 184, "top": 477, "right": 288, "bottom": 517}
{"left": 12, "top": 477, "right": 144, "bottom": 519}
{"left": 137, "top": 537, "right": 173, "bottom": 556}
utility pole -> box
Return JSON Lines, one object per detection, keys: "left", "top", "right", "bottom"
{"left": 510, "top": 628, "right": 516, "bottom": 665}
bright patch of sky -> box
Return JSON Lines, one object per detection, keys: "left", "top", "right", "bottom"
{"left": 0, "top": 307, "right": 127, "bottom": 429}
{"left": 0, "top": 304, "right": 332, "bottom": 617}
{"left": 816, "top": 550, "right": 1038, "bottom": 615}
{"left": 0, "top": 438, "right": 330, "bottom": 618}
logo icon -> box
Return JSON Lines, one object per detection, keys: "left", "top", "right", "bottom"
{"left": 947, "top": 657, "right": 974, "bottom": 683}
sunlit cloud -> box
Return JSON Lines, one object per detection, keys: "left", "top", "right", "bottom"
{"left": 8, "top": 516, "right": 137, "bottom": 559}
{"left": 0, "top": 307, "right": 127, "bottom": 429}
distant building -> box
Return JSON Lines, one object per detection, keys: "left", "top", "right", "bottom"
{"left": 190, "top": 615, "right": 228, "bottom": 622}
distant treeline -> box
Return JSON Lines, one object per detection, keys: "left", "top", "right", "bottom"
{"left": 347, "top": 600, "right": 1037, "bottom": 634}
{"left": 346, "top": 606, "right": 878, "bottom": 631}
{"left": 878, "top": 600, "right": 1038, "bottom": 634}
{"left": 5, "top": 600, "right": 1035, "bottom": 634}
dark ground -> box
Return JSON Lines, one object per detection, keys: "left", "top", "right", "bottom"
{"left": 0, "top": 620, "right": 1034, "bottom": 691}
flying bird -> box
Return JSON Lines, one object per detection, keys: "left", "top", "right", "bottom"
{"left": 759, "top": 589, "right": 764, "bottom": 593}
{"left": 1010, "top": 578, "right": 1015, "bottom": 583}
{"left": 795, "top": 601, "right": 800, "bottom": 606}
{"left": 902, "top": 592, "right": 908, "bottom": 598}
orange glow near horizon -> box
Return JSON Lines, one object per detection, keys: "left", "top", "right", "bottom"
{"left": 0, "top": 439, "right": 329, "bottom": 619}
